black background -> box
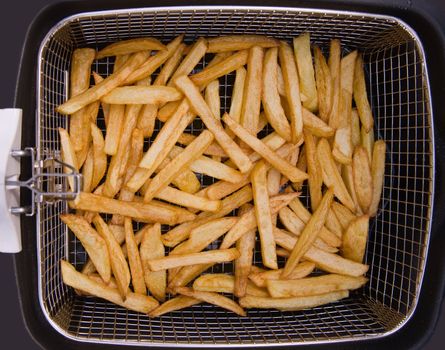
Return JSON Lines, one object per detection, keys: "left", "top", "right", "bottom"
{"left": 0, "top": 0, "right": 444, "bottom": 349}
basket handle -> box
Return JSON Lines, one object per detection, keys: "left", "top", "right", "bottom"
{"left": 0, "top": 108, "right": 22, "bottom": 253}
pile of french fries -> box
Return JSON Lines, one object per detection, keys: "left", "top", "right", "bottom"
{"left": 57, "top": 34, "right": 386, "bottom": 317}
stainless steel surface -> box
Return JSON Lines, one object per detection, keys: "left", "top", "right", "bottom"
{"left": 36, "top": 6, "right": 434, "bottom": 346}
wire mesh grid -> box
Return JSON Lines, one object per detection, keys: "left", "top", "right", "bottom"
{"left": 36, "top": 6, "right": 433, "bottom": 346}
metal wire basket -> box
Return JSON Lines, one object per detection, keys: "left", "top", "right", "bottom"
{"left": 35, "top": 5, "right": 434, "bottom": 347}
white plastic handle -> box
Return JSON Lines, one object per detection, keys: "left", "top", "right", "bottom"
{"left": 0, "top": 108, "right": 23, "bottom": 253}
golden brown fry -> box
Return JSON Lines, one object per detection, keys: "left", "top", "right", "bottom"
{"left": 293, "top": 33, "right": 318, "bottom": 112}
{"left": 177, "top": 133, "right": 227, "bottom": 157}
{"left": 205, "top": 80, "right": 221, "bottom": 120}
{"left": 341, "top": 164, "right": 363, "bottom": 215}
{"left": 248, "top": 262, "right": 315, "bottom": 288}
{"left": 92, "top": 215, "right": 130, "bottom": 299}
{"left": 156, "top": 186, "right": 221, "bottom": 212}
{"left": 190, "top": 50, "right": 248, "bottom": 90}
{"left": 175, "top": 286, "right": 246, "bottom": 316}
{"left": 353, "top": 53, "right": 374, "bottom": 132}
{"left": 331, "top": 202, "right": 356, "bottom": 230}
{"left": 207, "top": 35, "right": 279, "bottom": 53}
{"left": 241, "top": 46, "right": 264, "bottom": 135}
{"left": 143, "top": 130, "right": 213, "bottom": 202}
{"left": 342, "top": 215, "right": 369, "bottom": 263}
{"left": 228, "top": 67, "right": 247, "bottom": 127}
{"left": 302, "top": 107, "right": 335, "bottom": 138}
{"left": 81, "top": 147, "right": 94, "bottom": 193}
{"left": 102, "top": 86, "right": 182, "bottom": 105}
{"left": 168, "top": 264, "right": 214, "bottom": 291}
{"left": 240, "top": 290, "right": 349, "bottom": 311}
{"left": 278, "top": 206, "right": 305, "bottom": 235}
{"left": 262, "top": 47, "right": 291, "bottom": 141}
{"left": 325, "top": 209, "right": 343, "bottom": 238}
{"left": 154, "top": 43, "right": 186, "bottom": 86}
{"left": 361, "top": 125, "right": 375, "bottom": 164}
{"left": 332, "top": 91, "right": 353, "bottom": 164}
{"left": 90, "top": 123, "right": 107, "bottom": 189}
{"left": 369, "top": 140, "right": 386, "bottom": 217}
{"left": 282, "top": 189, "right": 334, "bottom": 278}
{"left": 147, "top": 249, "right": 240, "bottom": 271}
{"left": 104, "top": 104, "right": 125, "bottom": 156}
{"left": 317, "top": 138, "right": 355, "bottom": 211}
{"left": 352, "top": 146, "right": 373, "bottom": 213}
{"left": 75, "top": 101, "right": 100, "bottom": 168}
{"left": 328, "top": 39, "right": 341, "bottom": 129}
{"left": 223, "top": 114, "right": 308, "bottom": 183}
{"left": 139, "top": 223, "right": 166, "bottom": 302}
{"left": 175, "top": 76, "right": 253, "bottom": 173}
{"left": 96, "top": 38, "right": 165, "bottom": 59}
{"left": 57, "top": 51, "right": 149, "bottom": 115}
{"left": 92, "top": 72, "right": 110, "bottom": 126}
{"left": 157, "top": 100, "right": 182, "bottom": 122}
{"left": 351, "top": 108, "right": 361, "bottom": 148}
{"left": 304, "top": 130, "right": 322, "bottom": 211}
{"left": 149, "top": 296, "right": 200, "bottom": 317}
{"left": 124, "top": 218, "right": 146, "bottom": 295}
{"left": 313, "top": 45, "right": 332, "bottom": 123}
{"left": 58, "top": 128, "right": 78, "bottom": 192}
{"left": 279, "top": 41, "right": 303, "bottom": 144}
{"left": 193, "top": 274, "right": 268, "bottom": 297}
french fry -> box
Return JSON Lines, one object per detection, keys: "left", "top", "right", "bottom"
{"left": 248, "top": 262, "right": 315, "bottom": 288}
{"left": 156, "top": 186, "right": 221, "bottom": 212}
{"left": 352, "top": 146, "right": 373, "bottom": 213}
{"left": 302, "top": 107, "right": 335, "bottom": 138}
{"left": 313, "top": 46, "right": 332, "bottom": 123}
{"left": 61, "top": 260, "right": 158, "bottom": 313}
{"left": 81, "top": 147, "right": 94, "bottom": 193}
{"left": 58, "top": 128, "right": 78, "bottom": 192}
{"left": 316, "top": 138, "right": 355, "bottom": 211}
{"left": 239, "top": 290, "right": 349, "bottom": 311}
{"left": 92, "top": 72, "right": 110, "bottom": 126}
{"left": 353, "top": 53, "right": 374, "bottom": 132}
{"left": 228, "top": 67, "right": 247, "bottom": 129}
{"left": 69, "top": 48, "right": 96, "bottom": 152}
{"left": 328, "top": 39, "right": 341, "bottom": 129}
{"left": 140, "top": 223, "right": 166, "bottom": 302}
{"left": 96, "top": 37, "right": 165, "bottom": 59}
{"left": 149, "top": 296, "right": 200, "bottom": 317}
{"left": 234, "top": 204, "right": 256, "bottom": 296}
{"left": 125, "top": 35, "right": 184, "bottom": 84}
{"left": 351, "top": 108, "right": 361, "bottom": 148}
{"left": 332, "top": 90, "right": 353, "bottom": 164}
{"left": 361, "top": 125, "right": 375, "bottom": 163}
{"left": 369, "top": 140, "right": 386, "bottom": 217}
{"left": 124, "top": 218, "right": 146, "bottom": 294}
{"left": 177, "top": 133, "right": 227, "bottom": 157}
{"left": 278, "top": 206, "right": 305, "bottom": 235}
{"left": 276, "top": 247, "right": 290, "bottom": 258}
{"left": 60, "top": 214, "right": 110, "bottom": 283}
{"left": 143, "top": 130, "right": 213, "bottom": 202}
{"left": 75, "top": 101, "right": 100, "bottom": 168}
{"left": 193, "top": 274, "right": 268, "bottom": 297}
{"left": 207, "top": 35, "right": 279, "bottom": 53}
{"left": 292, "top": 146, "right": 307, "bottom": 191}
{"left": 331, "top": 202, "right": 356, "bottom": 230}
{"left": 157, "top": 100, "right": 182, "bottom": 122}
{"left": 223, "top": 114, "right": 308, "bottom": 183}
{"left": 57, "top": 51, "right": 149, "bottom": 115}
{"left": 304, "top": 130, "right": 322, "bottom": 211}
{"left": 341, "top": 164, "right": 363, "bottom": 215}
{"left": 205, "top": 80, "right": 221, "bottom": 121}
{"left": 90, "top": 123, "right": 107, "bottom": 189}
{"left": 175, "top": 76, "right": 253, "bottom": 173}
{"left": 282, "top": 189, "right": 334, "bottom": 278}
{"left": 341, "top": 215, "right": 369, "bottom": 263}
{"left": 147, "top": 248, "right": 240, "bottom": 271}
{"left": 92, "top": 215, "right": 130, "bottom": 299}
{"left": 168, "top": 263, "right": 214, "bottom": 291}
{"left": 220, "top": 192, "right": 300, "bottom": 249}
{"left": 175, "top": 286, "right": 246, "bottom": 316}
{"left": 73, "top": 192, "right": 180, "bottom": 225}
{"left": 154, "top": 43, "right": 186, "bottom": 86}
{"left": 325, "top": 209, "right": 343, "bottom": 238}
{"left": 293, "top": 33, "right": 318, "bottom": 112}
{"left": 262, "top": 47, "right": 291, "bottom": 141}
{"left": 101, "top": 86, "right": 182, "bottom": 105}
{"left": 241, "top": 46, "right": 264, "bottom": 135}
{"left": 121, "top": 225, "right": 147, "bottom": 258}
{"left": 268, "top": 274, "right": 367, "bottom": 298}
{"left": 190, "top": 50, "right": 248, "bottom": 90}
{"left": 135, "top": 79, "right": 158, "bottom": 138}
{"left": 268, "top": 167, "right": 281, "bottom": 224}
{"left": 274, "top": 228, "right": 368, "bottom": 276}
{"left": 104, "top": 104, "right": 125, "bottom": 156}
{"left": 279, "top": 41, "right": 303, "bottom": 144}
{"left": 206, "top": 51, "right": 233, "bottom": 68}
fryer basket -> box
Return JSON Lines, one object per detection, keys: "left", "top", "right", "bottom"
{"left": 34, "top": 5, "right": 434, "bottom": 347}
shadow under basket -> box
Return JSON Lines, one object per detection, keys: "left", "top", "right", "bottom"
{"left": 37, "top": 6, "right": 434, "bottom": 347}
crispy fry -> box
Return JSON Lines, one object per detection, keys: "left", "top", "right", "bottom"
{"left": 193, "top": 274, "right": 268, "bottom": 297}
{"left": 341, "top": 215, "right": 369, "bottom": 263}
{"left": 156, "top": 186, "right": 221, "bottom": 212}
{"left": 241, "top": 46, "right": 263, "bottom": 135}
{"left": 205, "top": 80, "right": 221, "bottom": 120}
{"left": 207, "top": 35, "right": 279, "bottom": 53}
{"left": 149, "top": 296, "right": 200, "bottom": 317}
{"left": 341, "top": 164, "right": 363, "bottom": 215}
{"left": 302, "top": 107, "right": 335, "bottom": 138}
{"left": 154, "top": 43, "right": 186, "bottom": 86}
{"left": 351, "top": 108, "right": 361, "bottom": 148}
{"left": 223, "top": 114, "right": 308, "bottom": 183}
{"left": 332, "top": 91, "right": 353, "bottom": 164}
{"left": 282, "top": 189, "right": 334, "bottom": 278}
{"left": 177, "top": 133, "right": 227, "bottom": 157}
{"left": 81, "top": 147, "right": 94, "bottom": 193}
{"left": 124, "top": 218, "right": 146, "bottom": 294}
{"left": 104, "top": 104, "right": 125, "bottom": 155}
{"left": 57, "top": 51, "right": 149, "bottom": 115}
{"left": 317, "top": 138, "right": 355, "bottom": 211}
{"left": 369, "top": 140, "right": 386, "bottom": 217}
{"left": 175, "top": 76, "right": 253, "bottom": 173}
{"left": 58, "top": 128, "right": 79, "bottom": 192}
{"left": 352, "top": 146, "right": 373, "bottom": 213}
{"left": 157, "top": 100, "right": 182, "bottom": 122}
{"left": 228, "top": 67, "right": 247, "bottom": 128}
{"left": 248, "top": 262, "right": 315, "bottom": 288}
{"left": 328, "top": 39, "right": 341, "bottom": 129}
{"left": 278, "top": 206, "right": 305, "bottom": 235}
{"left": 304, "top": 130, "right": 322, "bottom": 210}
{"left": 102, "top": 86, "right": 182, "bottom": 105}
{"left": 143, "top": 130, "right": 213, "bottom": 202}
{"left": 313, "top": 46, "right": 332, "bottom": 123}
{"left": 331, "top": 202, "right": 356, "bottom": 230}
{"left": 147, "top": 248, "right": 239, "bottom": 271}
{"left": 96, "top": 37, "right": 165, "bottom": 59}
{"left": 361, "top": 125, "right": 375, "bottom": 164}
{"left": 92, "top": 72, "right": 110, "bottom": 126}
{"left": 325, "top": 209, "right": 343, "bottom": 238}
{"left": 353, "top": 53, "right": 374, "bottom": 132}
{"left": 168, "top": 263, "right": 214, "bottom": 291}
{"left": 75, "top": 101, "right": 100, "bottom": 168}
{"left": 90, "top": 123, "right": 107, "bottom": 189}
{"left": 140, "top": 223, "right": 166, "bottom": 301}
{"left": 92, "top": 215, "right": 130, "bottom": 298}
{"left": 239, "top": 290, "right": 349, "bottom": 311}
{"left": 206, "top": 52, "right": 232, "bottom": 68}
{"left": 293, "top": 33, "right": 318, "bottom": 112}
{"left": 175, "top": 286, "right": 246, "bottom": 316}
{"left": 262, "top": 47, "right": 291, "bottom": 141}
